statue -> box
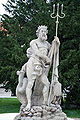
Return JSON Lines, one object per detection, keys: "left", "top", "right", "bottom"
{"left": 14, "top": 25, "right": 67, "bottom": 120}
{"left": 16, "top": 25, "right": 60, "bottom": 109}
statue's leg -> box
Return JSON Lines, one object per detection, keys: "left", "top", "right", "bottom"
{"left": 16, "top": 71, "right": 28, "bottom": 112}
{"left": 24, "top": 79, "right": 35, "bottom": 111}
{"left": 41, "top": 74, "right": 50, "bottom": 105}
{"left": 23, "top": 58, "right": 35, "bottom": 111}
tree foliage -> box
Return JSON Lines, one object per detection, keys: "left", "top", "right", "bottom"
{"left": 0, "top": 0, "right": 80, "bottom": 105}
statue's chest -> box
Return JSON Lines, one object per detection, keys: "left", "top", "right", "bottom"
{"left": 36, "top": 42, "right": 48, "bottom": 55}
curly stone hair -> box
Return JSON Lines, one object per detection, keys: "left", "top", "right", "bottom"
{"left": 36, "top": 25, "right": 48, "bottom": 37}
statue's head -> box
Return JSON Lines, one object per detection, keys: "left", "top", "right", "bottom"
{"left": 36, "top": 25, "right": 48, "bottom": 41}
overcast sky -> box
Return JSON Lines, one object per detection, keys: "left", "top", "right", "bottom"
{"left": 0, "top": 0, "right": 8, "bottom": 16}
{"left": 0, "top": 0, "right": 50, "bottom": 19}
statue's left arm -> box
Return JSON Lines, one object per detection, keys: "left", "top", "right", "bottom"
{"left": 46, "top": 37, "right": 60, "bottom": 76}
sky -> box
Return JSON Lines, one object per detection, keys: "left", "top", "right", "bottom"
{"left": 0, "top": 0, "right": 50, "bottom": 19}
{"left": 0, "top": 0, "right": 8, "bottom": 16}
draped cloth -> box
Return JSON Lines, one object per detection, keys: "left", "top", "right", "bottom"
{"left": 53, "top": 40, "right": 59, "bottom": 83}
{"left": 47, "top": 40, "right": 60, "bottom": 105}
{"left": 46, "top": 39, "right": 59, "bottom": 83}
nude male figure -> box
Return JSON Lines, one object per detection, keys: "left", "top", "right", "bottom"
{"left": 22, "top": 26, "right": 51, "bottom": 111}
{"left": 17, "top": 25, "right": 60, "bottom": 111}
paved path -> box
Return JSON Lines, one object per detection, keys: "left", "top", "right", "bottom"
{"left": 0, "top": 113, "right": 80, "bottom": 120}
{"left": 0, "top": 96, "right": 17, "bottom": 98}
{"left": 0, "top": 113, "right": 19, "bottom": 120}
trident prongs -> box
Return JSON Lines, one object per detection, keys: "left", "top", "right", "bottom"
{"left": 60, "top": 4, "right": 65, "bottom": 18}
{"left": 50, "top": 3, "right": 65, "bottom": 19}
{"left": 50, "top": 3, "right": 65, "bottom": 37}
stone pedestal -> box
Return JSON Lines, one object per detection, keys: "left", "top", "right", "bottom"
{"left": 14, "top": 104, "right": 67, "bottom": 120}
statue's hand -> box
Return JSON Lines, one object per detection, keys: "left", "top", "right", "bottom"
{"left": 54, "top": 36, "right": 60, "bottom": 45}
{"left": 45, "top": 57, "right": 51, "bottom": 65}
{"left": 17, "top": 71, "right": 20, "bottom": 75}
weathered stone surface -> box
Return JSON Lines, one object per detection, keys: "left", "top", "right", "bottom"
{"left": 34, "top": 112, "right": 42, "bottom": 117}
{"left": 56, "top": 112, "right": 67, "bottom": 117}
{"left": 24, "top": 111, "right": 29, "bottom": 115}
{"left": 32, "top": 117, "right": 42, "bottom": 120}
{"left": 59, "top": 112, "right": 67, "bottom": 117}
{"left": 45, "top": 106, "right": 52, "bottom": 111}
{"left": 53, "top": 116, "right": 65, "bottom": 120}
{"left": 14, "top": 114, "right": 21, "bottom": 120}
{"left": 28, "top": 112, "right": 33, "bottom": 117}
{"left": 21, "top": 117, "right": 32, "bottom": 120}
{"left": 42, "top": 109, "right": 47, "bottom": 116}
{"left": 14, "top": 105, "right": 68, "bottom": 120}
{"left": 30, "top": 108, "right": 35, "bottom": 114}
{"left": 41, "top": 105, "right": 46, "bottom": 109}
{"left": 55, "top": 108, "right": 61, "bottom": 113}
{"left": 32, "top": 106, "right": 42, "bottom": 112}
{"left": 50, "top": 106, "right": 57, "bottom": 112}
{"left": 47, "top": 111, "right": 52, "bottom": 115}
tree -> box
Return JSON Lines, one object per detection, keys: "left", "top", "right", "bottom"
{"left": 0, "top": 21, "right": 27, "bottom": 94}
{"left": 0, "top": 0, "right": 80, "bottom": 105}
{"left": 0, "top": 0, "right": 54, "bottom": 95}
{"left": 58, "top": 0, "right": 80, "bottom": 106}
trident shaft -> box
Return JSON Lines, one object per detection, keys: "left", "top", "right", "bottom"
{"left": 48, "top": 3, "right": 65, "bottom": 106}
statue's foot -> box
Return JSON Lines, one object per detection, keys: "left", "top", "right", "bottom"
{"left": 23, "top": 103, "right": 31, "bottom": 112}
{"left": 20, "top": 104, "right": 26, "bottom": 112}
{"left": 42, "top": 101, "right": 47, "bottom": 105}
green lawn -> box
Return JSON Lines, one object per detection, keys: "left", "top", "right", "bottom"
{"left": 0, "top": 98, "right": 80, "bottom": 118}
{"left": 63, "top": 109, "right": 80, "bottom": 118}
{"left": 0, "top": 98, "right": 20, "bottom": 113}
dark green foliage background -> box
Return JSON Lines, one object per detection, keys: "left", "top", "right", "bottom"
{"left": 0, "top": 0, "right": 80, "bottom": 105}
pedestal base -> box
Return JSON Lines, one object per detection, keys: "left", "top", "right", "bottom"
{"left": 14, "top": 104, "right": 67, "bottom": 120}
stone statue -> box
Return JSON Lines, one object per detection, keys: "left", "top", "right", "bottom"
{"left": 14, "top": 25, "right": 67, "bottom": 120}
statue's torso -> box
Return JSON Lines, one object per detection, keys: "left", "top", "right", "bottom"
{"left": 26, "top": 39, "right": 50, "bottom": 76}
{"left": 34, "top": 40, "right": 49, "bottom": 55}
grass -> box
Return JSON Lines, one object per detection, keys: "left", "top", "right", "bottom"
{"left": 63, "top": 109, "right": 80, "bottom": 118}
{"left": 63, "top": 97, "right": 80, "bottom": 118}
{"left": 0, "top": 98, "right": 80, "bottom": 118}
{"left": 0, "top": 98, "right": 20, "bottom": 113}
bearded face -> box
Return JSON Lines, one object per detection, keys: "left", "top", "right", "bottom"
{"left": 38, "top": 28, "right": 47, "bottom": 41}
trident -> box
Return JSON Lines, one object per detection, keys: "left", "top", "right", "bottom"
{"left": 48, "top": 3, "right": 65, "bottom": 106}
